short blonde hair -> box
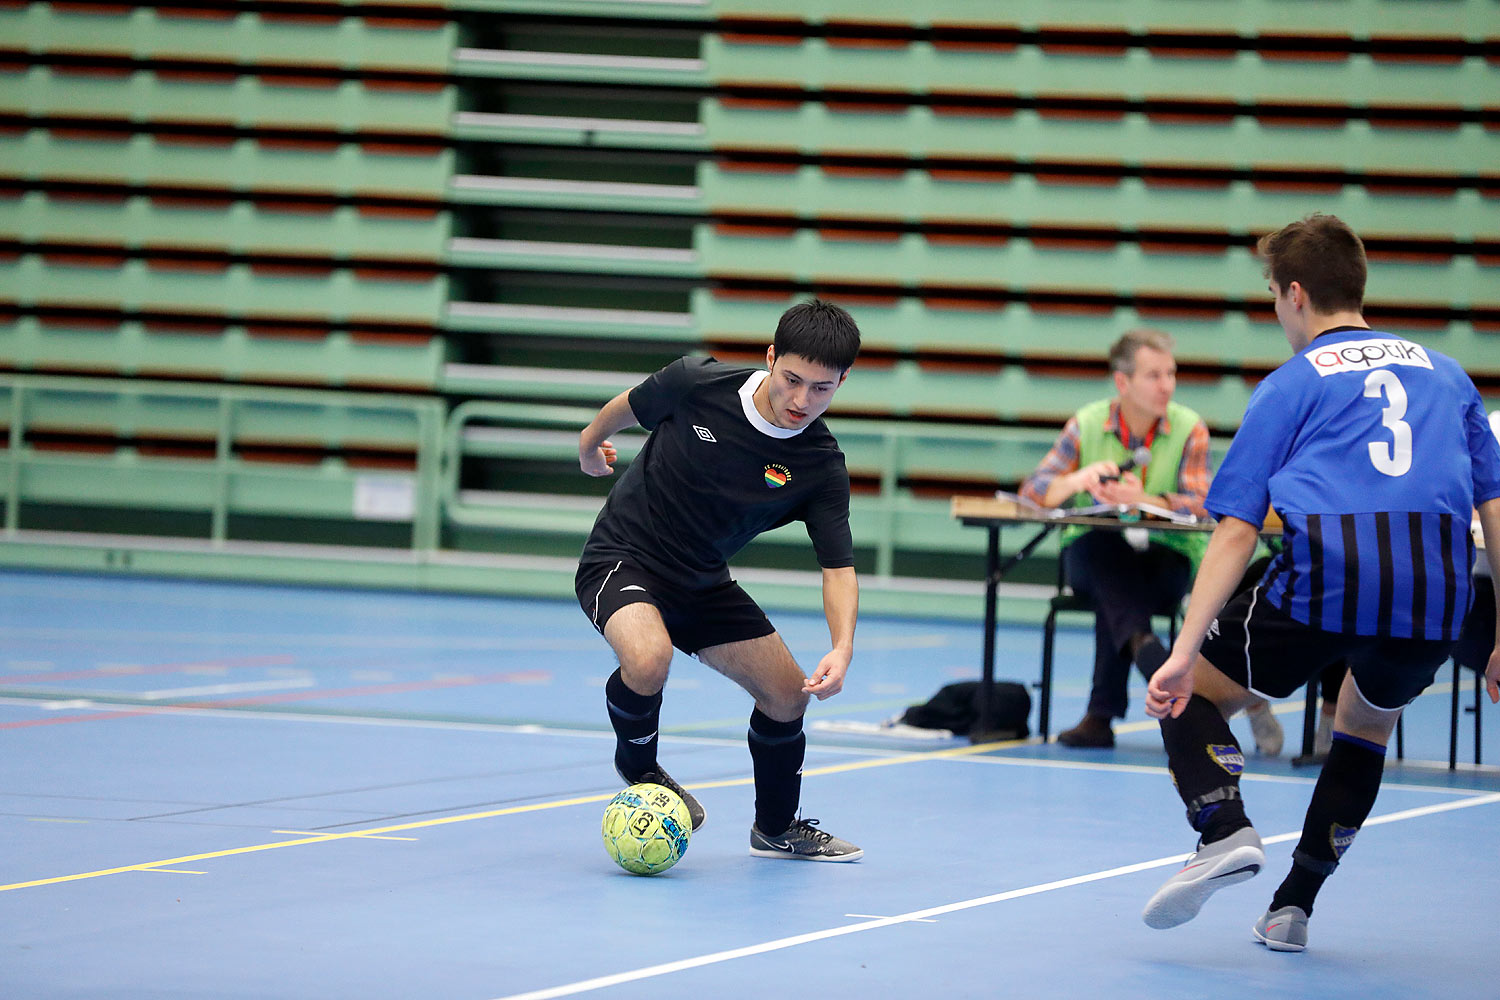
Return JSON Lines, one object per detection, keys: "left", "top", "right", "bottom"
{"left": 1108, "top": 329, "right": 1174, "bottom": 375}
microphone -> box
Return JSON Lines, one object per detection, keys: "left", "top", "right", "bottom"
{"left": 1102, "top": 445, "right": 1153, "bottom": 480}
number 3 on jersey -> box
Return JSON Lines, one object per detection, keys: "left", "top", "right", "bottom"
{"left": 1363, "top": 369, "right": 1412, "bottom": 476}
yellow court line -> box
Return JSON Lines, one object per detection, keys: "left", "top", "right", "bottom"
{"left": 1, "top": 737, "right": 1026, "bottom": 894}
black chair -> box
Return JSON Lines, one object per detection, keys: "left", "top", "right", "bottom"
{"left": 1036, "top": 553, "right": 1181, "bottom": 741}
{"left": 1449, "top": 658, "right": 1484, "bottom": 768}
{"left": 1447, "top": 573, "right": 1493, "bottom": 768}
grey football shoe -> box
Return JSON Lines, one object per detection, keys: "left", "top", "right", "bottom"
{"left": 1143, "top": 826, "right": 1265, "bottom": 929}
{"left": 1253, "top": 905, "right": 1310, "bottom": 952}
{"left": 616, "top": 764, "right": 704, "bottom": 831}
{"left": 750, "top": 818, "right": 863, "bottom": 862}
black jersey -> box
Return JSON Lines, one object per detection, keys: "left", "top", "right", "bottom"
{"left": 580, "top": 357, "right": 855, "bottom": 590}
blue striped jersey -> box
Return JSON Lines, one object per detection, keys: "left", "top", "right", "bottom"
{"left": 1208, "top": 327, "right": 1500, "bottom": 639}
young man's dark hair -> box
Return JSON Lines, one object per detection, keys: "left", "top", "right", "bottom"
{"left": 1256, "top": 213, "right": 1367, "bottom": 314}
{"left": 773, "top": 299, "right": 861, "bottom": 373}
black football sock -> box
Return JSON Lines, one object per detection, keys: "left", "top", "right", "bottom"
{"left": 1132, "top": 634, "right": 1169, "bottom": 682}
{"left": 1159, "top": 694, "right": 1251, "bottom": 844}
{"left": 748, "top": 708, "right": 804, "bottom": 836}
{"left": 1270, "top": 731, "right": 1386, "bottom": 917}
{"left": 605, "top": 668, "right": 662, "bottom": 781}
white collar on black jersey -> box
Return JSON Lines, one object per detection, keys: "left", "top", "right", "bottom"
{"left": 738, "top": 370, "right": 805, "bottom": 439}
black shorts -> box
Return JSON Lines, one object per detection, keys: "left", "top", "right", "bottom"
{"left": 1200, "top": 585, "right": 1454, "bottom": 711}
{"left": 574, "top": 559, "right": 775, "bottom": 656}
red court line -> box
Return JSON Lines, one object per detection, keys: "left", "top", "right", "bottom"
{"left": 0, "top": 709, "right": 155, "bottom": 730}
{"left": 0, "top": 669, "right": 552, "bottom": 729}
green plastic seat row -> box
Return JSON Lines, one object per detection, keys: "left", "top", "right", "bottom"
{"left": 704, "top": 37, "right": 1497, "bottom": 109}
{"left": 701, "top": 101, "right": 1498, "bottom": 175}
{"left": 0, "top": 255, "right": 448, "bottom": 327}
{"left": 0, "top": 318, "right": 445, "bottom": 391}
{"left": 694, "top": 227, "right": 1498, "bottom": 309}
{"left": 448, "top": 172, "right": 702, "bottom": 214}
{"left": 452, "top": 46, "right": 709, "bottom": 88}
{"left": 445, "top": 236, "right": 699, "bottom": 277}
{"left": 702, "top": 0, "right": 1497, "bottom": 38}
{"left": 2, "top": 190, "right": 450, "bottom": 262}
{"left": 1, "top": 5, "right": 456, "bottom": 71}
{"left": 0, "top": 129, "right": 453, "bottom": 198}
{"left": 692, "top": 289, "right": 1500, "bottom": 374}
{"left": 697, "top": 163, "right": 1498, "bottom": 242}
{"left": 0, "top": 376, "right": 444, "bottom": 545}
{"left": 3, "top": 66, "right": 455, "bottom": 135}
{"left": 450, "top": 0, "right": 705, "bottom": 18}
{"left": 448, "top": 110, "right": 708, "bottom": 150}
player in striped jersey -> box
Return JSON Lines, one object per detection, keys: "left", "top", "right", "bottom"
{"left": 1137, "top": 214, "right": 1500, "bottom": 950}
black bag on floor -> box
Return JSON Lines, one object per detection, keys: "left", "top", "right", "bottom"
{"left": 900, "top": 680, "right": 1031, "bottom": 738}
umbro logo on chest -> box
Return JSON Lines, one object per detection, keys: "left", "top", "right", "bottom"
{"left": 692, "top": 425, "right": 717, "bottom": 443}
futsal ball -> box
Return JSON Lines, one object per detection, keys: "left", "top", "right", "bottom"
{"left": 601, "top": 782, "right": 691, "bottom": 875}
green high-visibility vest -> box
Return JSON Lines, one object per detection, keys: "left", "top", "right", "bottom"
{"left": 1064, "top": 397, "right": 1209, "bottom": 569}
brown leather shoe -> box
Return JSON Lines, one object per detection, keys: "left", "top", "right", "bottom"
{"left": 1057, "top": 713, "right": 1115, "bottom": 748}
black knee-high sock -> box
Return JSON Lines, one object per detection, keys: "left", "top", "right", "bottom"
{"left": 1270, "top": 731, "right": 1386, "bottom": 916}
{"left": 748, "top": 708, "right": 804, "bottom": 835}
{"left": 1132, "top": 634, "right": 1169, "bottom": 683}
{"left": 1159, "top": 694, "right": 1251, "bottom": 844}
{"left": 605, "top": 668, "right": 662, "bottom": 781}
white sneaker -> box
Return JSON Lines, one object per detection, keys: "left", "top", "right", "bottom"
{"left": 1247, "top": 701, "right": 1284, "bottom": 757}
{"left": 1143, "top": 826, "right": 1265, "bottom": 929}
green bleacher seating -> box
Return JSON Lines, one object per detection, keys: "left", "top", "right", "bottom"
{"left": 694, "top": 227, "right": 1495, "bottom": 311}
{"left": 704, "top": 0, "right": 1496, "bottom": 37}
{"left": 0, "top": 129, "right": 453, "bottom": 198}
{"left": 1, "top": 190, "right": 449, "bottom": 262}
{"left": 695, "top": 163, "right": 1497, "bottom": 243}
{"left": 4, "top": 66, "right": 454, "bottom": 136}
{"left": 704, "top": 37, "right": 1496, "bottom": 109}
{"left": 0, "top": 317, "right": 445, "bottom": 391}
{"left": 1, "top": 5, "right": 455, "bottom": 71}
{"left": 0, "top": 255, "right": 447, "bottom": 327}
{"left": 701, "top": 100, "right": 1493, "bottom": 175}
{"left": 0, "top": 375, "right": 444, "bottom": 546}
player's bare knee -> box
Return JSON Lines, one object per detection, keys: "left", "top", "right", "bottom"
{"left": 616, "top": 642, "right": 673, "bottom": 696}
{"left": 758, "top": 689, "right": 809, "bottom": 724}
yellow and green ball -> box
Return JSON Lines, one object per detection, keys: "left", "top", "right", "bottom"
{"left": 601, "top": 783, "right": 691, "bottom": 875}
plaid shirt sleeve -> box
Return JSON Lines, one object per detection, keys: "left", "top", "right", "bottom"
{"left": 1163, "top": 420, "right": 1211, "bottom": 518}
{"left": 1019, "top": 417, "right": 1081, "bottom": 507}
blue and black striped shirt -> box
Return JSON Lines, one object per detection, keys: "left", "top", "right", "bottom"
{"left": 1208, "top": 328, "right": 1500, "bottom": 640}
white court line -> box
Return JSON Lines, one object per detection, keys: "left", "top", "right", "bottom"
{"left": 947, "top": 750, "right": 1489, "bottom": 796}
{"left": 138, "top": 679, "right": 316, "bottom": 701}
{"left": 493, "top": 791, "right": 1500, "bottom": 1000}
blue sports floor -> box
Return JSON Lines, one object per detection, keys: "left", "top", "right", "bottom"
{"left": 1, "top": 570, "right": 1496, "bottom": 999}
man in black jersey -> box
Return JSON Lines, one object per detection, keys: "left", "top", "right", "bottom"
{"left": 574, "top": 299, "right": 864, "bottom": 862}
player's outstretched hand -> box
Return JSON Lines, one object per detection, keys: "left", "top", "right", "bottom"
{"left": 579, "top": 439, "right": 618, "bottom": 477}
{"left": 803, "top": 648, "right": 851, "bottom": 700}
{"left": 1145, "top": 650, "right": 1196, "bottom": 719}
{"left": 1486, "top": 649, "right": 1500, "bottom": 704}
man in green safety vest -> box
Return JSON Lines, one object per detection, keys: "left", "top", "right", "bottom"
{"left": 1020, "top": 329, "right": 1280, "bottom": 752}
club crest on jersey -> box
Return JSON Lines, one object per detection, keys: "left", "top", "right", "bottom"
{"left": 763, "top": 464, "right": 791, "bottom": 488}
{"left": 1306, "top": 338, "right": 1432, "bottom": 377}
{"left": 1206, "top": 744, "right": 1244, "bottom": 775}
{"left": 1329, "top": 823, "right": 1358, "bottom": 859}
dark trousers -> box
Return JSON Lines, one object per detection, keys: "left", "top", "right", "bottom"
{"left": 1064, "top": 529, "right": 1191, "bottom": 719}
